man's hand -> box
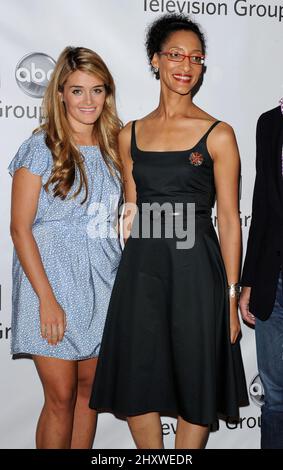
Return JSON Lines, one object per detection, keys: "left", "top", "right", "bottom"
{"left": 239, "top": 286, "right": 256, "bottom": 325}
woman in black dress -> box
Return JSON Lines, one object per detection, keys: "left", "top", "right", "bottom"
{"left": 90, "top": 14, "right": 248, "bottom": 449}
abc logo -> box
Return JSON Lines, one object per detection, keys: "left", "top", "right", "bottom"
{"left": 249, "top": 373, "right": 265, "bottom": 407}
{"left": 15, "top": 53, "right": 56, "bottom": 98}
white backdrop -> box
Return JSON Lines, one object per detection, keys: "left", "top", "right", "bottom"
{"left": 0, "top": 0, "right": 282, "bottom": 449}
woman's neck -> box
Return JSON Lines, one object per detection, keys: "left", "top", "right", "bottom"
{"left": 156, "top": 88, "right": 195, "bottom": 120}
{"left": 74, "top": 132, "right": 97, "bottom": 146}
{"left": 69, "top": 121, "right": 97, "bottom": 146}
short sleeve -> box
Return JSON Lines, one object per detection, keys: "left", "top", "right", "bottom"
{"left": 8, "top": 132, "right": 51, "bottom": 178}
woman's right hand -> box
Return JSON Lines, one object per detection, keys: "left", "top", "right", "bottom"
{"left": 40, "top": 295, "right": 67, "bottom": 346}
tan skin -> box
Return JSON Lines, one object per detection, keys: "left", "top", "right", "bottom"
{"left": 120, "top": 30, "right": 241, "bottom": 449}
{"left": 239, "top": 287, "right": 256, "bottom": 325}
{"left": 10, "top": 70, "right": 107, "bottom": 448}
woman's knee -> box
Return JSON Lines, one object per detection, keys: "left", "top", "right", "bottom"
{"left": 44, "top": 385, "right": 77, "bottom": 413}
{"left": 77, "top": 374, "right": 94, "bottom": 400}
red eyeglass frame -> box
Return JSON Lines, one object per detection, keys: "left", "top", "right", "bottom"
{"left": 158, "top": 51, "right": 205, "bottom": 64}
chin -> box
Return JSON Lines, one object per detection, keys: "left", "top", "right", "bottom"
{"left": 167, "top": 80, "right": 194, "bottom": 95}
{"left": 172, "top": 85, "right": 192, "bottom": 95}
{"left": 78, "top": 118, "right": 97, "bottom": 125}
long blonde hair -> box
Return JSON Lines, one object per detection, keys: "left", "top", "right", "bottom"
{"left": 37, "top": 46, "right": 122, "bottom": 203}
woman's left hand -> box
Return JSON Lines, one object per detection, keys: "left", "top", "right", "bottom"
{"left": 229, "top": 300, "right": 241, "bottom": 344}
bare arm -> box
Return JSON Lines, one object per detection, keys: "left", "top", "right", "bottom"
{"left": 10, "top": 168, "right": 66, "bottom": 345}
{"left": 119, "top": 122, "right": 137, "bottom": 243}
{"left": 209, "top": 123, "right": 241, "bottom": 343}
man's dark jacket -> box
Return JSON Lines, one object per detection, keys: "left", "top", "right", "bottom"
{"left": 241, "top": 106, "right": 283, "bottom": 320}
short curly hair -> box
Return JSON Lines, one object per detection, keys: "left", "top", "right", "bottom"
{"left": 145, "top": 14, "right": 206, "bottom": 80}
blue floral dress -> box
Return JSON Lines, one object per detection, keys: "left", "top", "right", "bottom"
{"left": 8, "top": 131, "right": 122, "bottom": 360}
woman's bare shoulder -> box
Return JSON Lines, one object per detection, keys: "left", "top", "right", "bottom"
{"left": 119, "top": 121, "right": 134, "bottom": 147}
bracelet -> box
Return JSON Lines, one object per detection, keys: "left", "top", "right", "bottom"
{"left": 228, "top": 283, "right": 241, "bottom": 299}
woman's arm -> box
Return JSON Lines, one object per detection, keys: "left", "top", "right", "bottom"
{"left": 10, "top": 168, "right": 66, "bottom": 345}
{"left": 118, "top": 123, "right": 137, "bottom": 244}
{"left": 208, "top": 123, "right": 241, "bottom": 343}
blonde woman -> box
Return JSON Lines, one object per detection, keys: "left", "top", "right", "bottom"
{"left": 9, "top": 47, "right": 122, "bottom": 448}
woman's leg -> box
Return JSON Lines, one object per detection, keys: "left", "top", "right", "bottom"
{"left": 71, "top": 357, "right": 98, "bottom": 449}
{"left": 33, "top": 356, "right": 77, "bottom": 449}
{"left": 175, "top": 416, "right": 209, "bottom": 449}
{"left": 127, "top": 412, "right": 164, "bottom": 449}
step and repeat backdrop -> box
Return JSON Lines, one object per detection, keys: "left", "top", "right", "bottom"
{"left": 0, "top": 0, "right": 282, "bottom": 449}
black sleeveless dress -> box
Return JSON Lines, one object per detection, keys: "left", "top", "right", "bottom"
{"left": 90, "top": 120, "right": 248, "bottom": 425}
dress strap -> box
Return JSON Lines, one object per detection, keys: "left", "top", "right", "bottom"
{"left": 201, "top": 120, "right": 221, "bottom": 142}
{"left": 131, "top": 120, "right": 137, "bottom": 156}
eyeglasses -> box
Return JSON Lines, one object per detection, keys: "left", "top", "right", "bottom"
{"left": 158, "top": 51, "right": 205, "bottom": 65}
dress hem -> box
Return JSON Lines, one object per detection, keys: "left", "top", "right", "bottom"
{"left": 89, "top": 405, "right": 243, "bottom": 426}
{"left": 11, "top": 350, "right": 99, "bottom": 361}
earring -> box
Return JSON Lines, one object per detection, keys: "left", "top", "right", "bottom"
{"left": 153, "top": 66, "right": 159, "bottom": 73}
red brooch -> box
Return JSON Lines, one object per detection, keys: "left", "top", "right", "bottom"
{"left": 188, "top": 152, "right": 204, "bottom": 166}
